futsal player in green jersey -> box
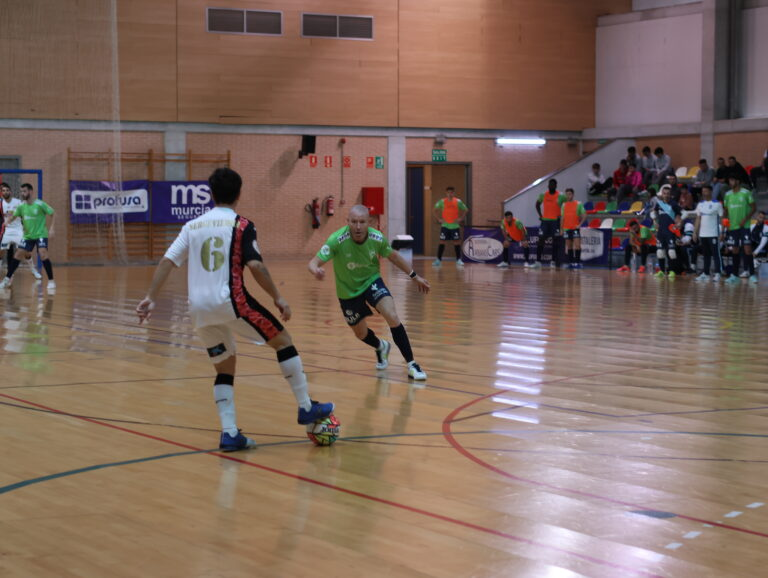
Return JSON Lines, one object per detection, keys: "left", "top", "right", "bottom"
{"left": 722, "top": 175, "right": 757, "bottom": 284}
{"left": 308, "top": 205, "right": 430, "bottom": 380}
{"left": 1, "top": 183, "right": 56, "bottom": 290}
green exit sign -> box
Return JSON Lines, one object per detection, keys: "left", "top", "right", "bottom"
{"left": 432, "top": 149, "right": 447, "bottom": 162}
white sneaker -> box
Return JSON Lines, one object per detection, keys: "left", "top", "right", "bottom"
{"left": 0, "top": 277, "right": 11, "bottom": 289}
{"left": 496, "top": 262, "right": 509, "bottom": 268}
{"left": 530, "top": 262, "right": 542, "bottom": 269}
{"left": 695, "top": 273, "right": 709, "bottom": 282}
{"left": 523, "top": 262, "right": 532, "bottom": 268}
{"left": 749, "top": 275, "right": 758, "bottom": 284}
{"left": 375, "top": 339, "right": 391, "bottom": 370}
{"left": 28, "top": 260, "right": 42, "bottom": 279}
{"left": 549, "top": 261, "right": 556, "bottom": 268}
{"left": 712, "top": 273, "right": 721, "bottom": 282}
{"left": 739, "top": 271, "right": 750, "bottom": 278}
{"left": 46, "top": 280, "right": 56, "bottom": 290}
{"left": 407, "top": 361, "right": 427, "bottom": 380}
{"left": 456, "top": 259, "right": 464, "bottom": 267}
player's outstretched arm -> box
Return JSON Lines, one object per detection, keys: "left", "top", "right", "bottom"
{"left": 136, "top": 258, "right": 177, "bottom": 324}
{"left": 308, "top": 255, "right": 326, "bottom": 281}
{"left": 247, "top": 260, "right": 291, "bottom": 321}
{"left": 387, "top": 251, "right": 430, "bottom": 294}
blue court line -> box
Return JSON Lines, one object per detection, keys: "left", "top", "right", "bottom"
{"left": 4, "top": 428, "right": 768, "bottom": 497}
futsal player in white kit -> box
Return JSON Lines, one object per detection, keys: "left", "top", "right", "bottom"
{"left": 136, "top": 168, "right": 334, "bottom": 451}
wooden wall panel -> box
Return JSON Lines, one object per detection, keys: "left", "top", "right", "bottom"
{"left": 0, "top": 0, "right": 114, "bottom": 120}
{"left": 117, "top": 0, "right": 178, "bottom": 122}
{"left": 176, "top": 0, "right": 399, "bottom": 126}
{"left": 398, "top": 0, "right": 631, "bottom": 131}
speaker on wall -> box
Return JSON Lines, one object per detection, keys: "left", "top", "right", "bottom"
{"left": 299, "top": 135, "right": 316, "bottom": 158}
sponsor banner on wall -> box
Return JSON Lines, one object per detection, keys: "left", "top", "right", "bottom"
{"left": 70, "top": 180, "right": 215, "bottom": 224}
{"left": 461, "top": 227, "right": 505, "bottom": 263}
{"left": 151, "top": 181, "right": 214, "bottom": 224}
{"left": 70, "top": 180, "right": 150, "bottom": 224}
{"left": 461, "top": 226, "right": 611, "bottom": 266}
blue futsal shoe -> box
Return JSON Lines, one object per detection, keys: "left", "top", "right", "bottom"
{"left": 219, "top": 430, "right": 257, "bottom": 452}
{"left": 298, "top": 400, "right": 335, "bottom": 425}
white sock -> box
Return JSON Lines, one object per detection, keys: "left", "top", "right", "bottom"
{"left": 279, "top": 355, "right": 312, "bottom": 410}
{"left": 213, "top": 384, "right": 238, "bottom": 436}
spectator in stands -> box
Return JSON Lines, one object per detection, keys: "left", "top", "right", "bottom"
{"left": 712, "top": 157, "right": 729, "bottom": 200}
{"left": 693, "top": 184, "right": 723, "bottom": 281}
{"left": 587, "top": 163, "right": 611, "bottom": 196}
{"left": 640, "top": 146, "right": 655, "bottom": 185}
{"left": 727, "top": 156, "right": 752, "bottom": 189}
{"left": 691, "top": 158, "right": 715, "bottom": 200}
{"left": 651, "top": 147, "right": 674, "bottom": 185}
{"left": 723, "top": 174, "right": 757, "bottom": 284}
{"left": 626, "top": 146, "right": 641, "bottom": 168}
{"left": 617, "top": 163, "right": 643, "bottom": 203}
{"left": 749, "top": 157, "right": 768, "bottom": 193}
{"left": 618, "top": 219, "right": 653, "bottom": 273}
{"left": 610, "top": 159, "right": 629, "bottom": 201}
{"left": 677, "top": 184, "right": 694, "bottom": 211}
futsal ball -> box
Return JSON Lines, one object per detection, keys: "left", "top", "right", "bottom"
{"left": 306, "top": 414, "right": 341, "bottom": 446}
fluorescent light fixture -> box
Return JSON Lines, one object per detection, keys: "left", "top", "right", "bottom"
{"left": 496, "top": 137, "right": 546, "bottom": 146}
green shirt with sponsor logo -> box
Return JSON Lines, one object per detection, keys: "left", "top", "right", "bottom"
{"left": 723, "top": 188, "right": 754, "bottom": 230}
{"left": 14, "top": 200, "right": 54, "bottom": 240}
{"left": 316, "top": 226, "right": 393, "bottom": 299}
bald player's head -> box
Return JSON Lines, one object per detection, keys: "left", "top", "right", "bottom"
{"left": 347, "top": 205, "right": 371, "bottom": 243}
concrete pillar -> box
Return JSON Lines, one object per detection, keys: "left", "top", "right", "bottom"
{"left": 387, "top": 136, "right": 407, "bottom": 237}
{"left": 701, "top": 0, "right": 739, "bottom": 161}
{"left": 164, "top": 130, "right": 187, "bottom": 180}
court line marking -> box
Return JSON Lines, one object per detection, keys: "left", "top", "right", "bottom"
{"left": 0, "top": 391, "right": 663, "bottom": 578}
{"left": 442, "top": 393, "right": 768, "bottom": 541}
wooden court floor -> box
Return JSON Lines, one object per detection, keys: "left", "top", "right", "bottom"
{"left": 1, "top": 260, "right": 768, "bottom": 577}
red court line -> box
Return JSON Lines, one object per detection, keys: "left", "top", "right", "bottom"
{"left": 442, "top": 388, "right": 768, "bottom": 541}
{"left": 0, "top": 391, "right": 661, "bottom": 578}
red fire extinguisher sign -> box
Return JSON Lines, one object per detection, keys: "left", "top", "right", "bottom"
{"left": 309, "top": 155, "right": 318, "bottom": 168}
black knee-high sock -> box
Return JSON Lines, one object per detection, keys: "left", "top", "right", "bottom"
{"left": 361, "top": 328, "right": 381, "bottom": 349}
{"left": 42, "top": 259, "right": 53, "bottom": 280}
{"left": 575, "top": 249, "right": 581, "bottom": 263}
{"left": 745, "top": 253, "right": 755, "bottom": 275}
{"left": 454, "top": 244, "right": 461, "bottom": 260}
{"left": 437, "top": 244, "right": 445, "bottom": 260}
{"left": 659, "top": 258, "right": 667, "bottom": 273}
{"left": 523, "top": 246, "right": 530, "bottom": 262}
{"left": 732, "top": 252, "right": 740, "bottom": 275}
{"left": 503, "top": 246, "right": 510, "bottom": 263}
{"left": 390, "top": 324, "right": 414, "bottom": 363}
{"left": 565, "top": 248, "right": 572, "bottom": 264}
{"left": 6, "top": 257, "right": 20, "bottom": 278}
{"left": 536, "top": 238, "right": 544, "bottom": 262}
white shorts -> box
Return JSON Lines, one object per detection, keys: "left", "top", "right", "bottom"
{"left": 196, "top": 317, "right": 270, "bottom": 363}
{"left": 0, "top": 228, "right": 23, "bottom": 251}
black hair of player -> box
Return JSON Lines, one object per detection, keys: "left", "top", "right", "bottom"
{"left": 209, "top": 168, "right": 242, "bottom": 205}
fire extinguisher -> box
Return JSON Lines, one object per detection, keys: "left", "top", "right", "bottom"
{"left": 305, "top": 198, "right": 321, "bottom": 229}
{"left": 325, "top": 195, "right": 335, "bottom": 216}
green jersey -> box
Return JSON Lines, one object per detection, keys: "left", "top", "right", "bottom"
{"left": 317, "top": 226, "right": 393, "bottom": 299}
{"left": 723, "top": 188, "right": 754, "bottom": 230}
{"left": 14, "top": 200, "right": 54, "bottom": 240}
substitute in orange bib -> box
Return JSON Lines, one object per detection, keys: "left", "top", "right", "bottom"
{"left": 497, "top": 211, "right": 531, "bottom": 268}
{"left": 532, "top": 179, "right": 566, "bottom": 269}
{"left": 560, "top": 188, "right": 586, "bottom": 270}
{"left": 432, "top": 186, "right": 468, "bottom": 267}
